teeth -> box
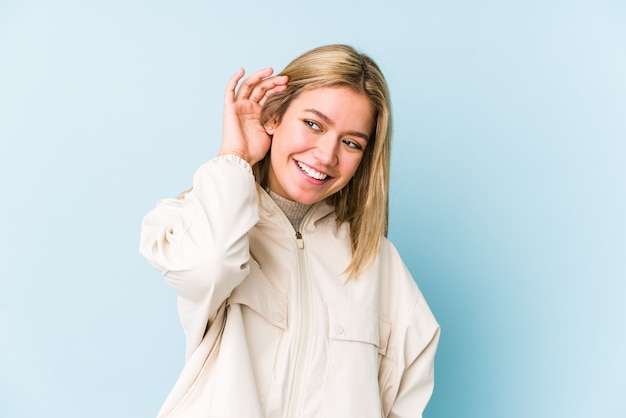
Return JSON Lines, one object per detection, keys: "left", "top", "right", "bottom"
{"left": 297, "top": 161, "right": 328, "bottom": 180}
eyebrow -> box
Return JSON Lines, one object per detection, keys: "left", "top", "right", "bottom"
{"left": 304, "top": 108, "right": 370, "bottom": 142}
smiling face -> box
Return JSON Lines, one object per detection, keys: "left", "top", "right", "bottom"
{"left": 266, "top": 87, "right": 376, "bottom": 205}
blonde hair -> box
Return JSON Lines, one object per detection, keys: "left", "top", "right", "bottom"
{"left": 257, "top": 44, "right": 392, "bottom": 279}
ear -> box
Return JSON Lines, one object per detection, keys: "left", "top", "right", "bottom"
{"left": 264, "top": 116, "right": 279, "bottom": 135}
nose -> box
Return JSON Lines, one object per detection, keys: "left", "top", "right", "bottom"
{"left": 313, "top": 134, "right": 339, "bottom": 166}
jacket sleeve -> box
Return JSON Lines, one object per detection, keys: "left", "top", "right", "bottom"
{"left": 387, "top": 296, "right": 441, "bottom": 418}
{"left": 139, "top": 154, "right": 259, "bottom": 358}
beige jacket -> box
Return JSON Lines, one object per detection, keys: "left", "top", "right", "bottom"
{"left": 140, "top": 155, "right": 440, "bottom": 418}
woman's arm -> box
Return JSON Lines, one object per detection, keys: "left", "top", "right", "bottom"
{"left": 387, "top": 324, "right": 440, "bottom": 418}
{"left": 140, "top": 68, "right": 288, "bottom": 357}
{"left": 139, "top": 154, "right": 258, "bottom": 357}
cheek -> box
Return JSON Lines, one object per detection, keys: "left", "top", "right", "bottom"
{"left": 269, "top": 130, "right": 291, "bottom": 160}
{"left": 271, "top": 125, "right": 307, "bottom": 154}
{"left": 347, "top": 154, "right": 365, "bottom": 176}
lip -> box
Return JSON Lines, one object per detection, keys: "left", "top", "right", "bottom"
{"left": 293, "top": 159, "right": 333, "bottom": 184}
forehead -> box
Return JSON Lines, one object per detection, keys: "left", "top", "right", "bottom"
{"left": 287, "top": 86, "right": 376, "bottom": 132}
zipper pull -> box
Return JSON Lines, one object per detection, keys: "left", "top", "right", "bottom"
{"left": 295, "top": 231, "right": 304, "bottom": 249}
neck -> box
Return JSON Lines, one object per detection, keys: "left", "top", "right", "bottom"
{"left": 267, "top": 190, "right": 312, "bottom": 232}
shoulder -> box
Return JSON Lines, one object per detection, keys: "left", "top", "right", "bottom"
{"left": 375, "top": 238, "right": 439, "bottom": 350}
{"left": 375, "top": 238, "right": 421, "bottom": 301}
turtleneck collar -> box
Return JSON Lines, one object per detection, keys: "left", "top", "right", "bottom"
{"left": 267, "top": 190, "right": 313, "bottom": 232}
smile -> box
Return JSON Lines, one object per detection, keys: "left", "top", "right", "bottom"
{"left": 297, "top": 161, "right": 329, "bottom": 181}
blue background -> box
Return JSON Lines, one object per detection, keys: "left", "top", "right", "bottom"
{"left": 1, "top": 1, "right": 624, "bottom": 417}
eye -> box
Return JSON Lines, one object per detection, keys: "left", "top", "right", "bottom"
{"left": 342, "top": 139, "right": 363, "bottom": 150}
{"left": 304, "top": 120, "right": 321, "bottom": 131}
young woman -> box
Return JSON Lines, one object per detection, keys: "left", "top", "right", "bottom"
{"left": 140, "top": 44, "right": 440, "bottom": 418}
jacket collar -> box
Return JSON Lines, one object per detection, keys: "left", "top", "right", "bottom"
{"left": 256, "top": 184, "right": 335, "bottom": 231}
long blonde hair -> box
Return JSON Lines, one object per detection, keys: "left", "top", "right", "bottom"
{"left": 257, "top": 44, "right": 392, "bottom": 279}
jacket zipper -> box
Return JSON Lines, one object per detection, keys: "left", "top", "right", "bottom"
{"left": 285, "top": 230, "right": 310, "bottom": 417}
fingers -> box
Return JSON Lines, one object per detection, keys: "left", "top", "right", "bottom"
{"left": 236, "top": 67, "right": 274, "bottom": 101}
{"left": 226, "top": 67, "right": 289, "bottom": 105}
{"left": 247, "top": 74, "right": 289, "bottom": 106}
{"left": 258, "top": 83, "right": 288, "bottom": 106}
{"left": 224, "top": 68, "right": 245, "bottom": 104}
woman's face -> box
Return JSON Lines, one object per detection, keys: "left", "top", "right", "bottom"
{"left": 267, "top": 86, "right": 375, "bottom": 205}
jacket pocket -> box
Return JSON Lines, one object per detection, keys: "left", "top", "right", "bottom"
{"left": 227, "top": 273, "right": 288, "bottom": 330}
{"left": 321, "top": 305, "right": 391, "bottom": 417}
{"left": 226, "top": 274, "right": 287, "bottom": 407}
{"left": 327, "top": 304, "right": 390, "bottom": 355}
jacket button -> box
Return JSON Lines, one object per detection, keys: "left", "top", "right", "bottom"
{"left": 273, "top": 312, "right": 284, "bottom": 323}
{"left": 334, "top": 324, "right": 345, "bottom": 335}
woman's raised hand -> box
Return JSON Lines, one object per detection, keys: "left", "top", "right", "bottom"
{"left": 219, "top": 68, "right": 288, "bottom": 166}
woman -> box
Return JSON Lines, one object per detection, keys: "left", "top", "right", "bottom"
{"left": 140, "top": 44, "right": 439, "bottom": 418}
